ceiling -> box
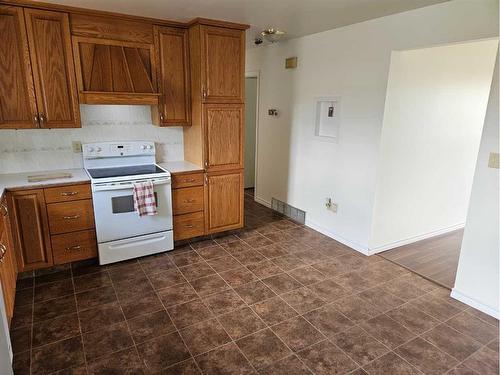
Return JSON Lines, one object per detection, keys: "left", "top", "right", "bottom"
{"left": 40, "top": 0, "right": 449, "bottom": 46}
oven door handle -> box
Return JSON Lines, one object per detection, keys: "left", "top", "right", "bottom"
{"left": 92, "top": 177, "right": 171, "bottom": 192}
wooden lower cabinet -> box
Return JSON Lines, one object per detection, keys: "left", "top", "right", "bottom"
{"left": 174, "top": 211, "right": 205, "bottom": 241}
{"left": 205, "top": 170, "right": 244, "bottom": 234}
{"left": 0, "top": 197, "right": 17, "bottom": 324}
{"left": 51, "top": 229, "right": 97, "bottom": 265}
{"left": 8, "top": 189, "right": 53, "bottom": 271}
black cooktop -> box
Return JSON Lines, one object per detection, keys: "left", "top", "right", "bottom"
{"left": 87, "top": 164, "right": 165, "bottom": 179}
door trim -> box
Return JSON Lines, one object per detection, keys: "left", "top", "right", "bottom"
{"left": 245, "top": 70, "right": 260, "bottom": 200}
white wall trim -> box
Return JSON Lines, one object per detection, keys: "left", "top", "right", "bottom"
{"left": 245, "top": 70, "right": 261, "bottom": 195}
{"left": 254, "top": 195, "right": 271, "bottom": 208}
{"left": 368, "top": 222, "right": 465, "bottom": 255}
{"left": 451, "top": 288, "right": 500, "bottom": 319}
{"left": 305, "top": 218, "right": 370, "bottom": 255}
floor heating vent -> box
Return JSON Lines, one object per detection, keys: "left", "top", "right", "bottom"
{"left": 271, "top": 198, "right": 306, "bottom": 224}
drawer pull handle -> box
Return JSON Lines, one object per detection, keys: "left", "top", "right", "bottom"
{"left": 0, "top": 244, "right": 6, "bottom": 263}
{"left": 65, "top": 245, "right": 82, "bottom": 251}
{"left": 63, "top": 215, "right": 80, "bottom": 220}
{"left": 183, "top": 199, "right": 195, "bottom": 203}
{"left": 184, "top": 224, "right": 194, "bottom": 229}
{"left": 183, "top": 178, "right": 195, "bottom": 183}
{"left": 61, "top": 191, "right": 78, "bottom": 196}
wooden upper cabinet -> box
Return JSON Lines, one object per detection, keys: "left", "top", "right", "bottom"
{"left": 201, "top": 26, "right": 244, "bottom": 103}
{"left": 205, "top": 171, "right": 244, "bottom": 233}
{"left": 0, "top": 5, "right": 37, "bottom": 129}
{"left": 204, "top": 104, "right": 244, "bottom": 171}
{"left": 8, "top": 189, "right": 53, "bottom": 272}
{"left": 24, "top": 9, "right": 80, "bottom": 128}
{"left": 154, "top": 26, "right": 190, "bottom": 126}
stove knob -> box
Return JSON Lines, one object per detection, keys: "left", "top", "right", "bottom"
{"left": 147, "top": 145, "right": 153, "bottom": 150}
{"left": 141, "top": 145, "right": 147, "bottom": 150}
{"left": 96, "top": 147, "right": 102, "bottom": 152}
{"left": 87, "top": 146, "right": 94, "bottom": 152}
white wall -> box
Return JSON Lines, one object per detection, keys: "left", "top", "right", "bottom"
{"left": 0, "top": 105, "right": 184, "bottom": 174}
{"left": 244, "top": 77, "right": 258, "bottom": 188}
{"left": 246, "top": 0, "right": 499, "bottom": 252}
{"left": 452, "top": 58, "right": 499, "bottom": 318}
{"left": 370, "top": 39, "right": 498, "bottom": 251}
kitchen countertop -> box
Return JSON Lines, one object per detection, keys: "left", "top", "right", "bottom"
{"left": 160, "top": 161, "right": 204, "bottom": 174}
{"left": 0, "top": 168, "right": 90, "bottom": 197}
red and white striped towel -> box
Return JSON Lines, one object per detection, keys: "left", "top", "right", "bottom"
{"left": 132, "top": 180, "right": 157, "bottom": 217}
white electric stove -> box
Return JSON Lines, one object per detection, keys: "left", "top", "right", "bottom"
{"left": 83, "top": 141, "right": 173, "bottom": 265}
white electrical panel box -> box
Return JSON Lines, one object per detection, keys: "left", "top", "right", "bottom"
{"left": 314, "top": 97, "right": 341, "bottom": 142}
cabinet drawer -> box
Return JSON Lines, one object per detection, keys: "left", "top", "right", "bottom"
{"left": 172, "top": 172, "right": 204, "bottom": 189}
{"left": 44, "top": 184, "right": 92, "bottom": 203}
{"left": 51, "top": 229, "right": 97, "bottom": 265}
{"left": 172, "top": 186, "right": 204, "bottom": 215}
{"left": 47, "top": 199, "right": 95, "bottom": 235}
{"left": 174, "top": 211, "right": 204, "bottom": 241}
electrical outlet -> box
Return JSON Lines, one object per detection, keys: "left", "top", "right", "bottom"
{"left": 72, "top": 141, "right": 82, "bottom": 153}
{"left": 488, "top": 152, "right": 500, "bottom": 169}
{"left": 331, "top": 203, "right": 338, "bottom": 213}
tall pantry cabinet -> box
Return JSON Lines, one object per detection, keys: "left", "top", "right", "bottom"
{"left": 185, "top": 21, "right": 246, "bottom": 233}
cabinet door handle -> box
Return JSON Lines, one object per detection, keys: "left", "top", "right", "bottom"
{"left": 0, "top": 244, "right": 6, "bottom": 263}
{"left": 33, "top": 113, "right": 40, "bottom": 127}
{"left": 183, "top": 199, "right": 195, "bottom": 203}
{"left": 39, "top": 113, "right": 46, "bottom": 125}
{"left": 65, "top": 245, "right": 82, "bottom": 251}
{"left": 183, "top": 178, "right": 195, "bottom": 183}
{"left": 60, "top": 191, "right": 78, "bottom": 196}
{"left": 184, "top": 224, "right": 194, "bottom": 229}
{"left": 202, "top": 87, "right": 207, "bottom": 99}
{"left": 160, "top": 114, "right": 164, "bottom": 121}
{"left": 63, "top": 215, "right": 80, "bottom": 220}
{"left": 0, "top": 203, "right": 7, "bottom": 216}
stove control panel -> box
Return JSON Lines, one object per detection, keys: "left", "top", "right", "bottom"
{"left": 83, "top": 141, "right": 156, "bottom": 159}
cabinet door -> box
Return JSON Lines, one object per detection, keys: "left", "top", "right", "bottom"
{"left": 155, "top": 26, "right": 190, "bottom": 126}
{"left": 0, "top": 5, "right": 38, "bottom": 129}
{"left": 201, "top": 26, "right": 244, "bottom": 103}
{"left": 1, "top": 199, "right": 17, "bottom": 323}
{"left": 206, "top": 171, "right": 244, "bottom": 233}
{"left": 9, "top": 190, "right": 53, "bottom": 272}
{"left": 24, "top": 9, "right": 80, "bottom": 128}
{"left": 204, "top": 104, "right": 244, "bottom": 171}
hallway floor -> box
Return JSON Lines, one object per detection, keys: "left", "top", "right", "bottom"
{"left": 10, "top": 199, "right": 498, "bottom": 374}
{"left": 379, "top": 229, "right": 464, "bottom": 289}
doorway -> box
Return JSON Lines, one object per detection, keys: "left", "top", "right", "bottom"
{"left": 244, "top": 75, "right": 258, "bottom": 197}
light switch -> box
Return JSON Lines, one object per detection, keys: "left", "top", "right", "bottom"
{"left": 72, "top": 141, "right": 82, "bottom": 153}
{"left": 488, "top": 152, "right": 500, "bottom": 169}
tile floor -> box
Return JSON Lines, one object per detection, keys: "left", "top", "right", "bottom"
{"left": 10, "top": 195, "right": 499, "bottom": 374}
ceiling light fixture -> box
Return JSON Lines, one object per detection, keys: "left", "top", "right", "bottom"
{"left": 261, "top": 28, "right": 286, "bottom": 43}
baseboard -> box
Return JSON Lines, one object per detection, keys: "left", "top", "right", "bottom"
{"left": 254, "top": 195, "right": 271, "bottom": 208}
{"left": 451, "top": 288, "right": 499, "bottom": 319}
{"left": 368, "top": 223, "right": 465, "bottom": 255}
{"left": 305, "top": 218, "right": 370, "bottom": 255}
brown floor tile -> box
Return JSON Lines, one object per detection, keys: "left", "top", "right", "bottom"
{"left": 463, "top": 346, "right": 499, "bottom": 375}
{"left": 303, "top": 304, "right": 354, "bottom": 337}
{"left": 120, "top": 292, "right": 163, "bottom": 320}
{"left": 167, "top": 298, "right": 213, "bottom": 328}
{"left": 189, "top": 274, "right": 229, "bottom": 296}
{"left": 259, "top": 354, "right": 312, "bottom": 375}
{"left": 75, "top": 286, "right": 117, "bottom": 311}
{"left": 446, "top": 364, "right": 480, "bottom": 375}
{"left": 271, "top": 255, "right": 306, "bottom": 272}
{"left": 157, "top": 282, "right": 198, "bottom": 307}
{"left": 281, "top": 287, "right": 325, "bottom": 314}
{"left": 82, "top": 321, "right": 134, "bottom": 360}
{"left": 31, "top": 336, "right": 85, "bottom": 375}
{"left": 148, "top": 269, "right": 186, "bottom": 290}
{"left": 251, "top": 296, "right": 297, "bottom": 325}
{"left": 13, "top": 350, "right": 31, "bottom": 375}
{"left": 423, "top": 323, "right": 483, "bottom": 361}
{"left": 331, "top": 326, "right": 389, "bottom": 366}
{"left": 195, "top": 245, "right": 228, "bottom": 260}
{"left": 408, "top": 295, "right": 462, "bottom": 322}
{"left": 207, "top": 254, "right": 244, "bottom": 272}
{"left": 262, "top": 273, "right": 302, "bottom": 294}
{"left": 237, "top": 328, "right": 292, "bottom": 369}
{"left": 214, "top": 234, "right": 240, "bottom": 244}
{"left": 128, "top": 310, "right": 176, "bottom": 343}
{"left": 446, "top": 311, "right": 498, "bottom": 345}
{"left": 487, "top": 338, "right": 499, "bottom": 353}
{"left": 221, "top": 240, "right": 252, "bottom": 254}
{"left": 73, "top": 272, "right": 111, "bottom": 293}
{"left": 280, "top": 240, "right": 312, "bottom": 254}
{"left": 258, "top": 243, "right": 289, "bottom": 258}
{"left": 87, "top": 347, "right": 145, "bottom": 374}
{"left": 114, "top": 276, "right": 154, "bottom": 301}
{"left": 34, "top": 279, "right": 74, "bottom": 302}
{"left": 32, "top": 312, "right": 80, "bottom": 347}
{"left": 395, "top": 337, "right": 458, "bottom": 374}
{"left": 161, "top": 358, "right": 201, "bottom": 375}
{"left": 14, "top": 288, "right": 33, "bottom": 307}
{"left": 139, "top": 253, "right": 175, "bottom": 275}
{"left": 11, "top": 303, "right": 33, "bottom": 329}
{"left": 171, "top": 251, "right": 204, "bottom": 267}
{"left": 362, "top": 352, "right": 420, "bottom": 375}
{"left": 107, "top": 262, "right": 144, "bottom": 283}
{"left": 293, "top": 249, "right": 329, "bottom": 265}
{"left": 385, "top": 303, "right": 440, "bottom": 334}
{"left": 196, "top": 342, "right": 255, "bottom": 375}
{"left": 288, "top": 266, "right": 327, "bottom": 286}
{"left": 16, "top": 277, "right": 34, "bottom": 290}
{"left": 180, "top": 318, "right": 231, "bottom": 355}
{"left": 307, "top": 279, "right": 348, "bottom": 302}
{"left": 466, "top": 308, "right": 499, "bottom": 328}
{"left": 297, "top": 340, "right": 358, "bottom": 375}
{"left": 179, "top": 261, "right": 216, "bottom": 281}
{"left": 235, "top": 280, "right": 276, "bottom": 304}
{"left": 71, "top": 260, "right": 105, "bottom": 277}
{"left": 203, "top": 289, "right": 246, "bottom": 316}
{"left": 220, "top": 267, "right": 259, "bottom": 288}
{"left": 35, "top": 268, "right": 72, "bottom": 285}
{"left": 332, "top": 296, "right": 381, "bottom": 323}
{"left": 231, "top": 249, "right": 267, "bottom": 265}
{"left": 137, "top": 331, "right": 191, "bottom": 372}
{"left": 360, "top": 314, "right": 415, "bottom": 349}
{"left": 379, "top": 277, "right": 428, "bottom": 301}
{"left": 219, "top": 307, "right": 267, "bottom": 340}
{"left": 78, "top": 301, "right": 125, "bottom": 333}
{"left": 247, "top": 260, "right": 283, "bottom": 279}
{"left": 333, "top": 271, "right": 369, "bottom": 293}
{"left": 34, "top": 295, "right": 77, "bottom": 322}
{"left": 244, "top": 235, "right": 274, "bottom": 249}
{"left": 10, "top": 326, "right": 31, "bottom": 354}
{"left": 357, "top": 287, "right": 405, "bottom": 312}
{"left": 190, "top": 239, "right": 218, "bottom": 249}
{"left": 272, "top": 316, "right": 323, "bottom": 352}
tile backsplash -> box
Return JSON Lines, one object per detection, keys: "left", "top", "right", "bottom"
{"left": 0, "top": 105, "right": 184, "bottom": 174}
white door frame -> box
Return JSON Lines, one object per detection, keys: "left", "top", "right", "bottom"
{"left": 245, "top": 71, "right": 260, "bottom": 200}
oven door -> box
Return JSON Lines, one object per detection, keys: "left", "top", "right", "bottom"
{"left": 92, "top": 177, "right": 173, "bottom": 243}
